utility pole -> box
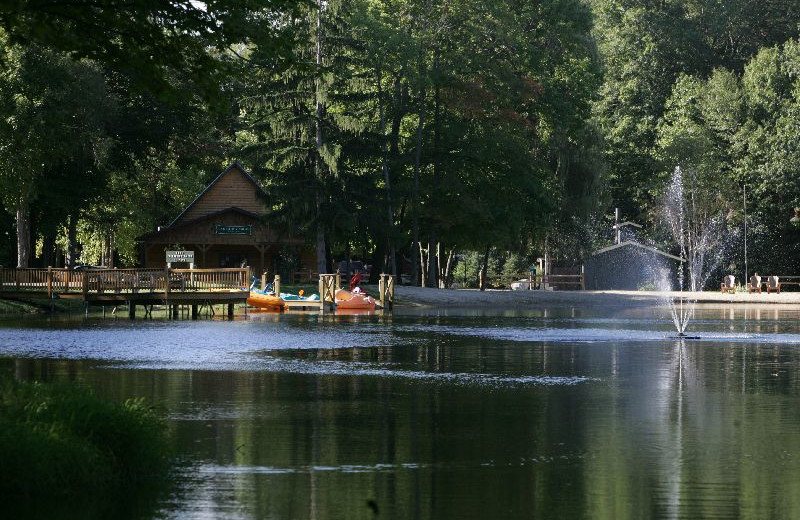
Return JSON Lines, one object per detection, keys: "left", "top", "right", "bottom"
{"left": 612, "top": 208, "right": 642, "bottom": 244}
{"left": 744, "top": 185, "right": 748, "bottom": 284}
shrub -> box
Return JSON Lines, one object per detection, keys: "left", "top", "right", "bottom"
{"left": 0, "top": 377, "right": 171, "bottom": 509}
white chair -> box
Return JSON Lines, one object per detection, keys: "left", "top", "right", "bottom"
{"left": 720, "top": 275, "right": 736, "bottom": 293}
{"left": 767, "top": 276, "right": 781, "bottom": 294}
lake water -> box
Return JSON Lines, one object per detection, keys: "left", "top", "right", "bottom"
{"left": 2, "top": 304, "right": 800, "bottom": 519}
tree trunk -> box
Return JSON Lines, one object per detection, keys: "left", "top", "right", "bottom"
{"left": 442, "top": 248, "right": 454, "bottom": 288}
{"left": 411, "top": 69, "right": 425, "bottom": 287}
{"left": 42, "top": 230, "right": 56, "bottom": 268}
{"left": 103, "top": 232, "right": 114, "bottom": 268}
{"left": 427, "top": 51, "right": 442, "bottom": 289}
{"left": 314, "top": 0, "right": 327, "bottom": 275}
{"left": 16, "top": 197, "right": 31, "bottom": 268}
{"left": 427, "top": 238, "right": 437, "bottom": 289}
{"left": 66, "top": 216, "right": 78, "bottom": 268}
{"left": 418, "top": 242, "right": 427, "bottom": 287}
{"left": 479, "top": 245, "right": 490, "bottom": 291}
{"left": 377, "top": 62, "right": 397, "bottom": 278}
{"left": 315, "top": 195, "right": 326, "bottom": 274}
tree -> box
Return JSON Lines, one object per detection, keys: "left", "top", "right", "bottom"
{"left": 0, "top": 41, "right": 112, "bottom": 267}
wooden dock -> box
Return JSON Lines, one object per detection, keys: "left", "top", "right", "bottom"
{"left": 0, "top": 267, "right": 249, "bottom": 318}
{"left": 261, "top": 272, "right": 395, "bottom": 312}
{"left": 1, "top": 268, "right": 395, "bottom": 317}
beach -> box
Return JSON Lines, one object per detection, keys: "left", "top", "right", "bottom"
{"left": 394, "top": 286, "right": 800, "bottom": 307}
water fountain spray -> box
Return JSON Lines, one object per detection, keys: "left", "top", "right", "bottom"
{"left": 663, "top": 167, "right": 694, "bottom": 337}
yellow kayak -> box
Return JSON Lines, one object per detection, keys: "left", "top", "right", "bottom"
{"left": 247, "top": 291, "right": 284, "bottom": 309}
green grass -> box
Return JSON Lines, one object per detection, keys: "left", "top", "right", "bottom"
{"left": 0, "top": 297, "right": 79, "bottom": 314}
{"left": 0, "top": 377, "right": 172, "bottom": 515}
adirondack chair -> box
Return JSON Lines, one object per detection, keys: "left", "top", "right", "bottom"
{"left": 720, "top": 275, "right": 736, "bottom": 293}
{"left": 747, "top": 274, "right": 762, "bottom": 293}
{"left": 767, "top": 275, "right": 781, "bottom": 294}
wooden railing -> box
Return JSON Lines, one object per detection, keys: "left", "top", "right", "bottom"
{"left": 171, "top": 268, "right": 249, "bottom": 291}
{"left": 0, "top": 267, "right": 249, "bottom": 297}
{"left": 540, "top": 274, "right": 585, "bottom": 290}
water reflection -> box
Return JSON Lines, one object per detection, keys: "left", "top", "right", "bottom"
{"left": 2, "top": 305, "right": 800, "bottom": 518}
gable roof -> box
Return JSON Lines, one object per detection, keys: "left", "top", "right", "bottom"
{"left": 168, "top": 162, "right": 267, "bottom": 228}
{"left": 593, "top": 240, "right": 684, "bottom": 262}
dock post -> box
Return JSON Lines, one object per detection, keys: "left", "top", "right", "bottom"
{"left": 47, "top": 266, "right": 53, "bottom": 299}
{"left": 172, "top": 305, "right": 178, "bottom": 319}
{"left": 191, "top": 304, "right": 198, "bottom": 320}
{"left": 379, "top": 274, "right": 385, "bottom": 309}
{"left": 128, "top": 302, "right": 136, "bottom": 319}
{"left": 274, "top": 275, "right": 281, "bottom": 296}
{"left": 319, "top": 276, "right": 325, "bottom": 314}
{"left": 82, "top": 271, "right": 89, "bottom": 299}
{"left": 227, "top": 303, "right": 234, "bottom": 319}
{"left": 261, "top": 272, "right": 267, "bottom": 291}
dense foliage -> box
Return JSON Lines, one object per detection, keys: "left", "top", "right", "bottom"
{"left": 1, "top": 0, "right": 798, "bottom": 287}
{"left": 0, "top": 377, "right": 170, "bottom": 515}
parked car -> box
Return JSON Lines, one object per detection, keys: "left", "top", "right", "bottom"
{"left": 73, "top": 265, "right": 107, "bottom": 271}
{"left": 336, "top": 260, "right": 371, "bottom": 278}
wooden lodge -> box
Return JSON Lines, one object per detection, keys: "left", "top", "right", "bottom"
{"left": 139, "top": 162, "right": 311, "bottom": 275}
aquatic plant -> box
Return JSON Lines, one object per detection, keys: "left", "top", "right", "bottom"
{"left": 0, "top": 377, "right": 171, "bottom": 514}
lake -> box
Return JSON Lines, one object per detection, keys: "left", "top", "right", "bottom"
{"left": 2, "top": 303, "right": 800, "bottom": 519}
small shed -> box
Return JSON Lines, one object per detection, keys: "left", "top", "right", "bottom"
{"left": 584, "top": 241, "right": 684, "bottom": 291}
{"left": 139, "top": 162, "right": 310, "bottom": 274}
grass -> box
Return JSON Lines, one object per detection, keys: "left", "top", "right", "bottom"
{"left": 0, "top": 297, "right": 79, "bottom": 314}
{"left": 0, "top": 377, "right": 172, "bottom": 516}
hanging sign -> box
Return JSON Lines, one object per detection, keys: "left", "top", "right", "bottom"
{"left": 214, "top": 224, "right": 252, "bottom": 235}
{"left": 166, "top": 250, "right": 195, "bottom": 263}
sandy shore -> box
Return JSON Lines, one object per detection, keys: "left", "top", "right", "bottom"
{"left": 393, "top": 286, "right": 800, "bottom": 308}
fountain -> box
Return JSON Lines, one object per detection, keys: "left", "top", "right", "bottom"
{"left": 660, "top": 166, "right": 732, "bottom": 338}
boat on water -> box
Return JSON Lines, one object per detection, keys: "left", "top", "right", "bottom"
{"left": 335, "top": 288, "right": 376, "bottom": 310}
{"left": 247, "top": 290, "right": 284, "bottom": 309}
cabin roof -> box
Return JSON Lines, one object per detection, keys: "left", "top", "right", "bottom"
{"left": 168, "top": 162, "right": 266, "bottom": 228}
{"left": 139, "top": 207, "right": 264, "bottom": 240}
{"left": 593, "top": 240, "right": 685, "bottom": 262}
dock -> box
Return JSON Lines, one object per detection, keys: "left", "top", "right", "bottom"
{"left": 1, "top": 268, "right": 395, "bottom": 317}
{"left": 260, "top": 272, "right": 395, "bottom": 312}
{"left": 1, "top": 267, "right": 249, "bottom": 319}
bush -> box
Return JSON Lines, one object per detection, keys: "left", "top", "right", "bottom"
{"left": 0, "top": 377, "right": 171, "bottom": 511}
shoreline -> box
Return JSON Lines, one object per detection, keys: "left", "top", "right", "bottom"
{"left": 393, "top": 287, "right": 800, "bottom": 308}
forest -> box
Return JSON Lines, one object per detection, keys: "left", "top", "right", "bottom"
{"left": 1, "top": 0, "right": 799, "bottom": 288}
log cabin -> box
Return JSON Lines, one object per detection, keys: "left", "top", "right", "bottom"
{"left": 139, "top": 162, "right": 312, "bottom": 276}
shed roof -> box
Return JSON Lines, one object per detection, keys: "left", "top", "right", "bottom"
{"left": 592, "top": 240, "right": 684, "bottom": 262}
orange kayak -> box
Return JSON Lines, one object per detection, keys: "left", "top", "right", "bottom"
{"left": 247, "top": 291, "right": 284, "bottom": 309}
{"left": 335, "top": 288, "right": 376, "bottom": 310}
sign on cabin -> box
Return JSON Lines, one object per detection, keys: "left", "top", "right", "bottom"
{"left": 214, "top": 224, "right": 252, "bottom": 235}
{"left": 166, "top": 250, "right": 195, "bottom": 264}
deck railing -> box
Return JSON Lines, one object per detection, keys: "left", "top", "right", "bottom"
{"left": 0, "top": 267, "right": 249, "bottom": 297}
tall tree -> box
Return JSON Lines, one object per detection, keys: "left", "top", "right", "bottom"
{"left": 0, "top": 42, "right": 111, "bottom": 267}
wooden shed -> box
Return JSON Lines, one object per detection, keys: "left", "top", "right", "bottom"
{"left": 139, "top": 163, "right": 309, "bottom": 274}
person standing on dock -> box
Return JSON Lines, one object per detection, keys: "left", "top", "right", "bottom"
{"left": 349, "top": 269, "right": 362, "bottom": 290}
